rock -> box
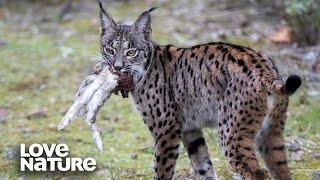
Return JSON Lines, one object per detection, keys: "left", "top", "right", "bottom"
{"left": 311, "top": 170, "right": 320, "bottom": 180}
{"left": 21, "top": 128, "right": 33, "bottom": 133}
{"left": 286, "top": 138, "right": 303, "bottom": 152}
{"left": 3, "top": 147, "right": 17, "bottom": 160}
{"left": 0, "top": 107, "right": 8, "bottom": 123}
{"left": 27, "top": 109, "right": 48, "bottom": 119}
{"left": 48, "top": 123, "right": 58, "bottom": 131}
{"left": 232, "top": 172, "right": 242, "bottom": 180}
{"left": 299, "top": 95, "right": 309, "bottom": 105}
{"left": 59, "top": 46, "right": 74, "bottom": 58}
{"left": 305, "top": 51, "right": 317, "bottom": 63}
{"left": 57, "top": 137, "right": 66, "bottom": 143}
{"left": 310, "top": 153, "right": 320, "bottom": 160}
{"left": 102, "top": 115, "right": 111, "bottom": 121}
{"left": 249, "top": 33, "right": 261, "bottom": 43}
{"left": 304, "top": 51, "right": 319, "bottom": 72}
{"left": 60, "top": 176, "right": 82, "bottom": 180}
{"left": 0, "top": 40, "right": 7, "bottom": 46}
{"left": 236, "top": 14, "right": 249, "bottom": 27}
{"left": 290, "top": 150, "right": 304, "bottom": 161}
{"left": 101, "top": 115, "right": 119, "bottom": 122}
{"left": 18, "top": 176, "right": 26, "bottom": 180}
{"left": 129, "top": 153, "right": 138, "bottom": 159}
{"left": 307, "top": 90, "right": 320, "bottom": 97}
{"left": 59, "top": 108, "right": 68, "bottom": 115}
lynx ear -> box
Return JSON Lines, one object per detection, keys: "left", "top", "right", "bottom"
{"left": 132, "top": 7, "right": 157, "bottom": 39}
{"left": 98, "top": 0, "right": 116, "bottom": 35}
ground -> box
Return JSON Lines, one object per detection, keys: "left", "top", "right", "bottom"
{"left": 0, "top": 0, "right": 319, "bottom": 179}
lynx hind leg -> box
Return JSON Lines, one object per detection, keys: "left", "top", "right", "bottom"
{"left": 219, "top": 86, "right": 268, "bottom": 180}
{"left": 182, "top": 129, "right": 218, "bottom": 180}
{"left": 256, "top": 95, "right": 291, "bottom": 180}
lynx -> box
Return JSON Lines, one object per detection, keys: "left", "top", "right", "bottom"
{"left": 97, "top": 1, "right": 301, "bottom": 179}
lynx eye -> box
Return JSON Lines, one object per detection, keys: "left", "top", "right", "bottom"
{"left": 103, "top": 46, "right": 115, "bottom": 56}
{"left": 125, "top": 49, "right": 138, "bottom": 57}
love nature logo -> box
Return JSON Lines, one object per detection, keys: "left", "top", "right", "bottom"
{"left": 20, "top": 144, "right": 96, "bottom": 172}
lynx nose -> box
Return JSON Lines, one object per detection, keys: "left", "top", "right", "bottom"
{"left": 114, "top": 65, "right": 122, "bottom": 71}
{"left": 114, "top": 60, "right": 124, "bottom": 71}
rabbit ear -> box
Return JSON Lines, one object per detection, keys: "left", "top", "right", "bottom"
{"left": 98, "top": 0, "right": 116, "bottom": 35}
{"left": 132, "top": 7, "right": 157, "bottom": 39}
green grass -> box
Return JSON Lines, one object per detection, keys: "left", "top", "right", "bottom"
{"left": 0, "top": 2, "right": 319, "bottom": 179}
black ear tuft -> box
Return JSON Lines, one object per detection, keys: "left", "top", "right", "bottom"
{"left": 98, "top": 0, "right": 103, "bottom": 10}
{"left": 285, "top": 74, "right": 302, "bottom": 95}
{"left": 139, "top": 7, "right": 158, "bottom": 18}
{"left": 147, "top": 7, "right": 158, "bottom": 13}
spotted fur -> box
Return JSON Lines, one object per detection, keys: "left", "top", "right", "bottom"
{"left": 98, "top": 2, "right": 301, "bottom": 180}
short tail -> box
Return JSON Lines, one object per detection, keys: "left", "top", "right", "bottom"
{"left": 263, "top": 74, "right": 302, "bottom": 96}
{"left": 283, "top": 74, "right": 302, "bottom": 95}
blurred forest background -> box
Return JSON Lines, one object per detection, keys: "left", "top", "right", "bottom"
{"left": 0, "top": 0, "right": 319, "bottom": 179}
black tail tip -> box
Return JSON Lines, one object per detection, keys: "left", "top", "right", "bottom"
{"left": 285, "top": 74, "right": 302, "bottom": 95}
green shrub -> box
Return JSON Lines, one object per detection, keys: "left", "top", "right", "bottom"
{"left": 285, "top": 0, "right": 320, "bottom": 46}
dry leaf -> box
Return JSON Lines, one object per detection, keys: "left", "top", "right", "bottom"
{"left": 269, "top": 25, "right": 293, "bottom": 44}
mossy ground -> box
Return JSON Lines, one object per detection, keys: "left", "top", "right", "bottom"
{"left": 0, "top": 1, "right": 319, "bottom": 179}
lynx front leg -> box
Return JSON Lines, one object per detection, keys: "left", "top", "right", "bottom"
{"left": 182, "top": 129, "right": 218, "bottom": 180}
{"left": 150, "top": 119, "right": 182, "bottom": 180}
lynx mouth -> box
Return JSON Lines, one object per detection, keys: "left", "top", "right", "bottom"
{"left": 113, "top": 71, "right": 135, "bottom": 91}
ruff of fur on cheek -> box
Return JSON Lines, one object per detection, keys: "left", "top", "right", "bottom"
{"left": 132, "top": 42, "right": 155, "bottom": 86}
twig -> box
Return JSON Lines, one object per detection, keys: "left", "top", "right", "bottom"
{"left": 58, "top": 0, "right": 73, "bottom": 22}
